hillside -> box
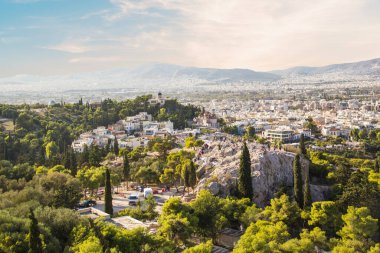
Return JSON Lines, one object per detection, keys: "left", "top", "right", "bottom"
{"left": 272, "top": 58, "right": 380, "bottom": 76}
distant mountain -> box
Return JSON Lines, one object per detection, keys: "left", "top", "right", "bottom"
{"left": 271, "top": 58, "right": 380, "bottom": 76}
{"left": 0, "top": 63, "right": 280, "bottom": 91}
{"left": 1, "top": 59, "right": 380, "bottom": 93}
{"left": 119, "top": 63, "right": 280, "bottom": 82}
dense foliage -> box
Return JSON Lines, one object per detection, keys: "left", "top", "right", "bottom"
{"left": 0, "top": 97, "right": 379, "bottom": 252}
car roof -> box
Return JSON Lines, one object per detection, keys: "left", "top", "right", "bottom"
{"left": 130, "top": 192, "right": 140, "bottom": 196}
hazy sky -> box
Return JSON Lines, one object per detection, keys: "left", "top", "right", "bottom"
{"left": 1, "top": 0, "right": 380, "bottom": 76}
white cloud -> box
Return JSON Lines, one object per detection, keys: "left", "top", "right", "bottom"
{"left": 44, "top": 38, "right": 92, "bottom": 53}
{"left": 37, "top": 0, "right": 380, "bottom": 74}
{"left": 101, "top": 0, "right": 380, "bottom": 70}
{"left": 68, "top": 56, "right": 123, "bottom": 63}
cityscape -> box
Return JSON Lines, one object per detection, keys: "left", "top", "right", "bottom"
{"left": 1, "top": 0, "right": 380, "bottom": 253}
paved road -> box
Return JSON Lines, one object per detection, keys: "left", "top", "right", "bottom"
{"left": 93, "top": 190, "right": 174, "bottom": 214}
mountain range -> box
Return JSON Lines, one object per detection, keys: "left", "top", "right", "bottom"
{"left": 271, "top": 58, "right": 380, "bottom": 76}
{"left": 0, "top": 58, "right": 379, "bottom": 91}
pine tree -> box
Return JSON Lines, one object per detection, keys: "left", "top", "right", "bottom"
{"left": 303, "top": 169, "right": 312, "bottom": 208}
{"left": 123, "top": 153, "right": 130, "bottom": 189}
{"left": 238, "top": 142, "right": 253, "bottom": 199}
{"left": 104, "top": 168, "right": 113, "bottom": 215}
{"left": 300, "top": 133, "right": 307, "bottom": 155}
{"left": 113, "top": 137, "right": 119, "bottom": 156}
{"left": 28, "top": 209, "right": 43, "bottom": 253}
{"left": 189, "top": 160, "right": 197, "bottom": 191}
{"left": 293, "top": 154, "right": 303, "bottom": 208}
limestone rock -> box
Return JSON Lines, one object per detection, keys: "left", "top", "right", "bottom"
{"left": 195, "top": 139, "right": 329, "bottom": 207}
{"left": 208, "top": 182, "right": 220, "bottom": 195}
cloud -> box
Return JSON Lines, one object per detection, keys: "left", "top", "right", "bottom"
{"left": 68, "top": 56, "right": 123, "bottom": 64}
{"left": 44, "top": 38, "right": 92, "bottom": 54}
{"left": 102, "top": 0, "right": 380, "bottom": 70}
{"left": 6, "top": 0, "right": 380, "bottom": 76}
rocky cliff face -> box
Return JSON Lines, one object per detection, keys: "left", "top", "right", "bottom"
{"left": 195, "top": 140, "right": 329, "bottom": 207}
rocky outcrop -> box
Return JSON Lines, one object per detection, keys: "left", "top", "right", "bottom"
{"left": 195, "top": 140, "right": 329, "bottom": 207}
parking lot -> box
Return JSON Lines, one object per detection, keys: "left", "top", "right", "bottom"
{"left": 92, "top": 187, "right": 177, "bottom": 214}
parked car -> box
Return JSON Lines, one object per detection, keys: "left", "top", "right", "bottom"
{"left": 128, "top": 192, "right": 140, "bottom": 206}
{"left": 76, "top": 200, "right": 97, "bottom": 209}
{"left": 143, "top": 188, "right": 153, "bottom": 198}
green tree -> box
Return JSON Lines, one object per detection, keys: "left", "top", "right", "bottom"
{"left": 238, "top": 142, "right": 253, "bottom": 199}
{"left": 350, "top": 128, "right": 359, "bottom": 141}
{"left": 28, "top": 209, "right": 43, "bottom": 253}
{"left": 69, "top": 148, "right": 77, "bottom": 177}
{"left": 308, "top": 201, "right": 343, "bottom": 237}
{"left": 113, "top": 138, "right": 119, "bottom": 156}
{"left": 338, "top": 170, "right": 380, "bottom": 219}
{"left": 220, "top": 197, "right": 250, "bottom": 229}
{"left": 45, "top": 141, "right": 59, "bottom": 160}
{"left": 159, "top": 213, "right": 193, "bottom": 248}
{"left": 300, "top": 134, "right": 307, "bottom": 155}
{"left": 38, "top": 172, "right": 82, "bottom": 208}
{"left": 89, "top": 144, "right": 102, "bottom": 167}
{"left": 158, "top": 197, "right": 198, "bottom": 247}
{"left": 281, "top": 227, "right": 330, "bottom": 253}
{"left": 135, "top": 166, "right": 159, "bottom": 186}
{"left": 190, "top": 190, "right": 223, "bottom": 239}
{"left": 293, "top": 154, "right": 303, "bottom": 208}
{"left": 246, "top": 126, "right": 256, "bottom": 138}
{"left": 182, "top": 240, "right": 213, "bottom": 253}
{"left": 375, "top": 158, "right": 380, "bottom": 173}
{"left": 160, "top": 168, "right": 176, "bottom": 188}
{"left": 181, "top": 160, "right": 191, "bottom": 194}
{"left": 123, "top": 152, "right": 130, "bottom": 188}
{"left": 104, "top": 168, "right": 113, "bottom": 215}
{"left": 259, "top": 194, "right": 301, "bottom": 235}
{"left": 240, "top": 204, "right": 262, "bottom": 228}
{"left": 185, "top": 136, "right": 196, "bottom": 149}
{"left": 332, "top": 206, "right": 378, "bottom": 253}
{"left": 358, "top": 128, "right": 368, "bottom": 140}
{"left": 303, "top": 170, "right": 312, "bottom": 209}
{"left": 188, "top": 160, "right": 197, "bottom": 191}
{"left": 304, "top": 117, "right": 319, "bottom": 135}
{"left": 233, "top": 220, "right": 290, "bottom": 253}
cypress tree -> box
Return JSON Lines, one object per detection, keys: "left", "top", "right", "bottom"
{"left": 28, "top": 209, "right": 43, "bottom": 253}
{"left": 113, "top": 137, "right": 119, "bottom": 156}
{"left": 189, "top": 160, "right": 197, "bottom": 191}
{"left": 82, "top": 144, "right": 90, "bottom": 164}
{"left": 238, "top": 142, "right": 253, "bottom": 199}
{"left": 123, "top": 153, "right": 130, "bottom": 189}
{"left": 89, "top": 144, "right": 101, "bottom": 167}
{"left": 181, "top": 162, "right": 191, "bottom": 194}
{"left": 293, "top": 154, "right": 303, "bottom": 208}
{"left": 104, "top": 168, "right": 113, "bottom": 215}
{"left": 300, "top": 133, "right": 307, "bottom": 155}
{"left": 63, "top": 148, "right": 70, "bottom": 169}
{"left": 375, "top": 158, "right": 380, "bottom": 173}
{"left": 106, "top": 139, "right": 111, "bottom": 154}
{"left": 303, "top": 169, "right": 312, "bottom": 208}
{"left": 69, "top": 148, "right": 77, "bottom": 177}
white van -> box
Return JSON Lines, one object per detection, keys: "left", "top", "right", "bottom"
{"left": 128, "top": 192, "right": 139, "bottom": 206}
{"left": 143, "top": 188, "right": 153, "bottom": 198}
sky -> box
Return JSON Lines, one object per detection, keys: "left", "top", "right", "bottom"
{"left": 1, "top": 0, "right": 380, "bottom": 77}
